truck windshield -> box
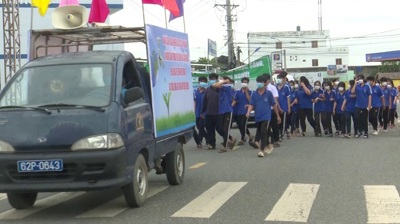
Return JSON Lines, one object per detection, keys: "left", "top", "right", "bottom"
{"left": 0, "top": 64, "right": 113, "bottom": 108}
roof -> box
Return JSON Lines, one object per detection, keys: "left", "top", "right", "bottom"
{"left": 366, "top": 50, "right": 400, "bottom": 62}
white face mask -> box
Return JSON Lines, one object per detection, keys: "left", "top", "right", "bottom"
{"left": 382, "top": 82, "right": 388, "bottom": 86}
{"left": 357, "top": 80, "right": 364, "bottom": 84}
{"left": 325, "top": 86, "right": 330, "bottom": 90}
{"left": 338, "top": 87, "right": 344, "bottom": 92}
{"left": 388, "top": 85, "right": 392, "bottom": 88}
{"left": 375, "top": 83, "right": 380, "bottom": 86}
{"left": 241, "top": 83, "right": 248, "bottom": 88}
{"left": 335, "top": 81, "right": 339, "bottom": 86}
{"left": 294, "top": 84, "right": 299, "bottom": 89}
{"left": 314, "top": 86, "right": 320, "bottom": 90}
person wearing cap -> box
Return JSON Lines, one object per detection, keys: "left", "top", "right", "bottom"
{"left": 351, "top": 74, "right": 372, "bottom": 138}
{"left": 276, "top": 72, "right": 291, "bottom": 140}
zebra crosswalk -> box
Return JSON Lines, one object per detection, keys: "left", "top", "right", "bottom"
{"left": 0, "top": 182, "right": 399, "bottom": 223}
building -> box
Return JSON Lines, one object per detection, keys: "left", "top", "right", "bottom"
{"left": 0, "top": 0, "right": 124, "bottom": 89}
{"left": 247, "top": 28, "right": 352, "bottom": 82}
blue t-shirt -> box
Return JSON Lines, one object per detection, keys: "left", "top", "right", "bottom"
{"left": 382, "top": 87, "right": 391, "bottom": 107}
{"left": 311, "top": 89, "right": 326, "bottom": 113}
{"left": 290, "top": 90, "right": 299, "bottom": 112}
{"left": 355, "top": 84, "right": 372, "bottom": 109}
{"left": 324, "top": 90, "right": 336, "bottom": 113}
{"left": 219, "top": 85, "right": 233, "bottom": 114}
{"left": 194, "top": 89, "right": 206, "bottom": 118}
{"left": 344, "top": 90, "right": 356, "bottom": 113}
{"left": 391, "top": 88, "right": 398, "bottom": 109}
{"left": 371, "top": 85, "right": 383, "bottom": 108}
{"left": 277, "top": 84, "right": 291, "bottom": 112}
{"left": 335, "top": 91, "right": 345, "bottom": 114}
{"left": 250, "top": 90, "right": 276, "bottom": 122}
{"left": 234, "top": 89, "right": 252, "bottom": 115}
{"left": 297, "top": 84, "right": 313, "bottom": 109}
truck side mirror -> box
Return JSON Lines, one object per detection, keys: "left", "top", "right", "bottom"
{"left": 124, "top": 87, "right": 145, "bottom": 104}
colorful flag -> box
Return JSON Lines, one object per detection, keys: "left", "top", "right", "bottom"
{"left": 88, "top": 0, "right": 110, "bottom": 23}
{"left": 163, "top": 0, "right": 179, "bottom": 17}
{"left": 142, "top": 0, "right": 162, "bottom": 5}
{"left": 31, "top": 0, "right": 51, "bottom": 16}
{"left": 59, "top": 0, "right": 80, "bottom": 7}
{"left": 169, "top": 0, "right": 184, "bottom": 21}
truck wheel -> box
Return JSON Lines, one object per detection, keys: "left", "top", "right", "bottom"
{"left": 122, "top": 154, "right": 148, "bottom": 207}
{"left": 165, "top": 143, "right": 185, "bottom": 185}
{"left": 7, "top": 192, "right": 37, "bottom": 209}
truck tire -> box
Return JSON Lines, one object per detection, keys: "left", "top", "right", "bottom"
{"left": 165, "top": 143, "right": 185, "bottom": 185}
{"left": 122, "top": 154, "right": 148, "bottom": 208}
{"left": 7, "top": 192, "right": 37, "bottom": 209}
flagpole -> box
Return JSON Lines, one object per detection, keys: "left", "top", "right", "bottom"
{"left": 164, "top": 8, "right": 168, "bottom": 29}
{"left": 141, "top": 2, "right": 146, "bottom": 26}
{"left": 30, "top": 3, "right": 33, "bottom": 30}
{"left": 182, "top": 14, "right": 186, "bottom": 33}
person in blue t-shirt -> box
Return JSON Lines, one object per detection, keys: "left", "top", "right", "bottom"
{"left": 246, "top": 75, "right": 281, "bottom": 158}
{"left": 342, "top": 80, "right": 357, "bottom": 138}
{"left": 322, "top": 81, "right": 335, "bottom": 136}
{"left": 333, "top": 82, "right": 346, "bottom": 137}
{"left": 366, "top": 76, "right": 385, "bottom": 135}
{"left": 351, "top": 74, "right": 372, "bottom": 138}
{"left": 232, "top": 77, "right": 254, "bottom": 145}
{"left": 379, "top": 77, "right": 391, "bottom": 132}
{"left": 388, "top": 79, "right": 398, "bottom": 128}
{"left": 193, "top": 76, "right": 209, "bottom": 148}
{"left": 276, "top": 72, "right": 291, "bottom": 140}
{"left": 311, "top": 81, "right": 325, "bottom": 137}
{"left": 289, "top": 80, "right": 300, "bottom": 135}
{"left": 297, "top": 76, "right": 316, "bottom": 136}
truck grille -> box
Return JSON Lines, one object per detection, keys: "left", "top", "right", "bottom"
{"left": 7, "top": 163, "right": 78, "bottom": 182}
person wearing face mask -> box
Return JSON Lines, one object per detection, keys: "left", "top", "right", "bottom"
{"left": 351, "top": 74, "right": 372, "bottom": 138}
{"left": 311, "top": 81, "right": 325, "bottom": 137}
{"left": 246, "top": 75, "right": 281, "bottom": 157}
{"left": 297, "top": 76, "right": 316, "bottom": 136}
{"left": 388, "top": 79, "right": 398, "bottom": 128}
{"left": 332, "top": 78, "right": 339, "bottom": 92}
{"left": 366, "top": 76, "right": 385, "bottom": 135}
{"left": 322, "top": 81, "right": 335, "bottom": 136}
{"left": 379, "top": 77, "right": 391, "bottom": 132}
{"left": 276, "top": 72, "right": 291, "bottom": 140}
{"left": 193, "top": 76, "right": 209, "bottom": 149}
{"left": 266, "top": 74, "right": 281, "bottom": 147}
{"left": 289, "top": 80, "right": 300, "bottom": 136}
{"left": 341, "top": 80, "right": 358, "bottom": 138}
{"left": 202, "top": 73, "right": 221, "bottom": 150}
{"left": 333, "top": 82, "right": 346, "bottom": 137}
{"left": 232, "top": 77, "right": 254, "bottom": 145}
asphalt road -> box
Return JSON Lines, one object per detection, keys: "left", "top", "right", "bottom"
{"left": 0, "top": 124, "right": 400, "bottom": 224}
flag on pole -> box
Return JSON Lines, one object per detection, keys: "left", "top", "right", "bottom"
{"left": 169, "top": 0, "right": 184, "bottom": 21}
{"left": 31, "top": 0, "right": 51, "bottom": 16}
{"left": 88, "top": 0, "right": 110, "bottom": 23}
{"left": 59, "top": 0, "right": 80, "bottom": 7}
{"left": 142, "top": 0, "right": 162, "bottom": 5}
{"left": 163, "top": 0, "right": 179, "bottom": 17}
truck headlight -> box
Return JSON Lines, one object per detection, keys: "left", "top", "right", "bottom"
{"left": 71, "top": 133, "right": 124, "bottom": 151}
{"left": 0, "top": 140, "right": 15, "bottom": 153}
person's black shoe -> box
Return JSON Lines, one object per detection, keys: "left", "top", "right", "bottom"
{"left": 249, "top": 141, "right": 259, "bottom": 149}
{"left": 363, "top": 134, "right": 369, "bottom": 138}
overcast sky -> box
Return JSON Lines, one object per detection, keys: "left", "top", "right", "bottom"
{"left": 112, "top": 0, "right": 400, "bottom": 66}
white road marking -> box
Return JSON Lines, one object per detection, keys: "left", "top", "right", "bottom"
{"left": 171, "top": 181, "right": 247, "bottom": 218}
{"left": 76, "top": 184, "right": 169, "bottom": 218}
{"left": 265, "top": 183, "right": 320, "bottom": 223}
{"left": 0, "top": 192, "right": 85, "bottom": 220}
{"left": 190, "top": 163, "right": 207, "bottom": 169}
{"left": 0, "top": 194, "right": 6, "bottom": 201}
{"left": 365, "top": 185, "right": 400, "bottom": 223}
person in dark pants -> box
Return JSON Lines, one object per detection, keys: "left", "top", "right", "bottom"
{"left": 276, "top": 72, "right": 291, "bottom": 140}
{"left": 322, "top": 81, "right": 335, "bottom": 136}
{"left": 246, "top": 75, "right": 281, "bottom": 157}
{"left": 213, "top": 76, "right": 237, "bottom": 153}
{"left": 297, "top": 76, "right": 316, "bottom": 136}
{"left": 342, "top": 80, "right": 357, "bottom": 138}
{"left": 311, "top": 81, "right": 325, "bottom": 137}
{"left": 366, "top": 76, "right": 385, "bottom": 135}
{"left": 351, "top": 74, "right": 372, "bottom": 138}
{"left": 201, "top": 73, "right": 221, "bottom": 150}
{"left": 232, "top": 77, "right": 253, "bottom": 145}
{"left": 193, "top": 76, "right": 209, "bottom": 148}
{"left": 388, "top": 79, "right": 398, "bottom": 128}
{"left": 379, "top": 77, "right": 391, "bottom": 132}
{"left": 266, "top": 75, "right": 280, "bottom": 147}
{"left": 289, "top": 80, "right": 300, "bottom": 136}
{"left": 333, "top": 82, "right": 346, "bottom": 137}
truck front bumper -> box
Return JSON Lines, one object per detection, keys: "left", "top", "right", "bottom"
{"left": 0, "top": 147, "right": 133, "bottom": 192}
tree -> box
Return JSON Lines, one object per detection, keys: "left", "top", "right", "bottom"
{"left": 378, "top": 61, "right": 400, "bottom": 73}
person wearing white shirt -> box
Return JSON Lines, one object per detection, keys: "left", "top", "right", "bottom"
{"left": 266, "top": 75, "right": 281, "bottom": 147}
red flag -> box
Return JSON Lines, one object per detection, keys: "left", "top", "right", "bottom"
{"left": 88, "top": 0, "right": 110, "bottom": 23}
{"left": 163, "top": 0, "right": 179, "bottom": 17}
{"left": 169, "top": 0, "right": 184, "bottom": 21}
{"left": 142, "top": 0, "right": 162, "bottom": 5}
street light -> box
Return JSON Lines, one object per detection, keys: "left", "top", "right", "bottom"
{"left": 243, "top": 46, "right": 261, "bottom": 65}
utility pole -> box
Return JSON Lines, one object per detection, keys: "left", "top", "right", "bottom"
{"left": 215, "top": 0, "right": 238, "bottom": 69}
{"left": 318, "top": 0, "right": 322, "bottom": 31}
{"left": 236, "top": 46, "right": 241, "bottom": 67}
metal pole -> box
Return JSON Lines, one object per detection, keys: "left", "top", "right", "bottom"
{"left": 164, "top": 8, "right": 168, "bottom": 29}
{"left": 226, "top": 0, "right": 234, "bottom": 69}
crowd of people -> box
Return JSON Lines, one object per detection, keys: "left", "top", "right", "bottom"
{"left": 193, "top": 71, "right": 399, "bottom": 158}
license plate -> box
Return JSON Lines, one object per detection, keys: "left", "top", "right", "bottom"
{"left": 17, "top": 160, "right": 63, "bottom": 172}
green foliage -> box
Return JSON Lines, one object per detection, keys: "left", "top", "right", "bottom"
{"left": 162, "top": 92, "right": 172, "bottom": 116}
{"left": 156, "top": 111, "right": 195, "bottom": 132}
{"left": 378, "top": 61, "right": 400, "bottom": 73}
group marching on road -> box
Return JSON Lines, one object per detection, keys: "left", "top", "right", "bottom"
{"left": 193, "top": 71, "right": 399, "bottom": 158}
